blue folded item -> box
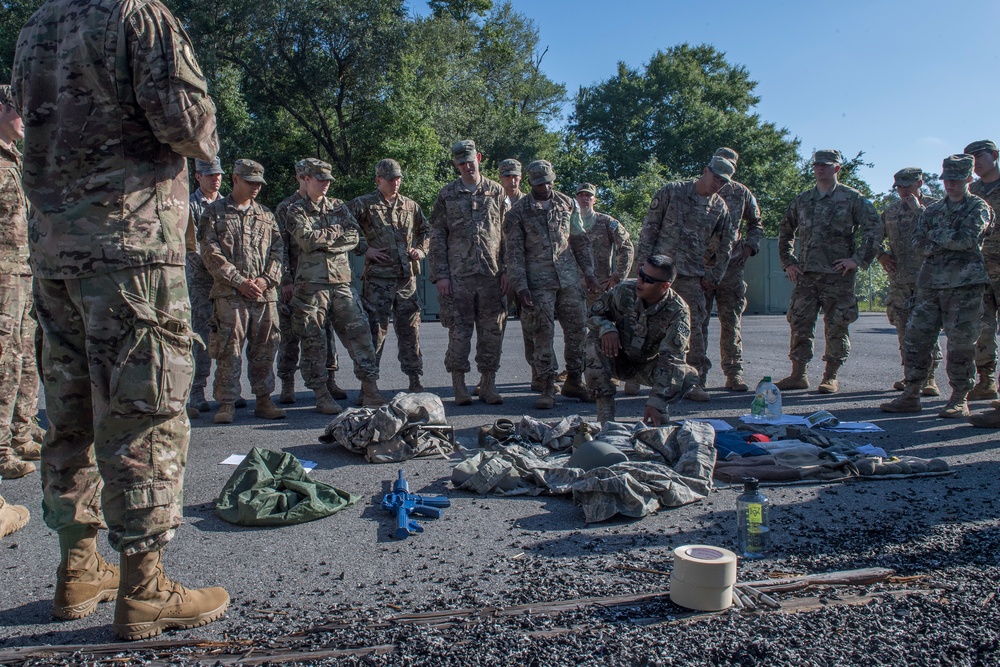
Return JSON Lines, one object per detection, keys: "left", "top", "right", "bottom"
{"left": 714, "top": 431, "right": 769, "bottom": 459}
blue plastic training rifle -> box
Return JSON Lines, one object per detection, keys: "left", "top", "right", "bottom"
{"left": 381, "top": 469, "right": 451, "bottom": 539}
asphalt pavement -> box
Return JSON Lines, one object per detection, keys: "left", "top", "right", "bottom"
{"left": 1, "top": 312, "right": 998, "bottom": 653}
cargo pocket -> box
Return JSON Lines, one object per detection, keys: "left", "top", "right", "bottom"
{"left": 109, "top": 291, "right": 194, "bottom": 417}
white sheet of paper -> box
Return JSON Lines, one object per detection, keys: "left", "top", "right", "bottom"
{"left": 220, "top": 454, "right": 317, "bottom": 473}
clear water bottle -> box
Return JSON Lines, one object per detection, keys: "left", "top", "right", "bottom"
{"left": 737, "top": 477, "right": 770, "bottom": 559}
{"left": 753, "top": 376, "right": 782, "bottom": 420}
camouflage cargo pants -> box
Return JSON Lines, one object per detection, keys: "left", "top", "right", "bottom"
{"left": 703, "top": 263, "right": 747, "bottom": 379}
{"left": 34, "top": 265, "right": 194, "bottom": 555}
{"left": 0, "top": 273, "right": 39, "bottom": 449}
{"left": 185, "top": 251, "right": 214, "bottom": 391}
{"left": 974, "top": 278, "right": 1000, "bottom": 375}
{"left": 886, "top": 280, "right": 940, "bottom": 370}
{"left": 584, "top": 331, "right": 656, "bottom": 398}
{"left": 361, "top": 275, "right": 423, "bottom": 376}
{"left": 671, "top": 275, "right": 710, "bottom": 381}
{"left": 439, "top": 274, "right": 506, "bottom": 374}
{"left": 903, "top": 284, "right": 984, "bottom": 392}
{"left": 209, "top": 296, "right": 278, "bottom": 403}
{"left": 293, "top": 282, "right": 378, "bottom": 389}
{"left": 522, "top": 285, "right": 587, "bottom": 383}
{"left": 277, "top": 293, "right": 339, "bottom": 383}
{"left": 786, "top": 271, "right": 858, "bottom": 365}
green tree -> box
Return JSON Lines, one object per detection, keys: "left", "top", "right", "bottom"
{"left": 1, "top": 0, "right": 44, "bottom": 76}
{"left": 427, "top": 0, "right": 491, "bottom": 21}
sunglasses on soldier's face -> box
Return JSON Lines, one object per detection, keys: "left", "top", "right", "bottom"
{"left": 637, "top": 268, "right": 667, "bottom": 284}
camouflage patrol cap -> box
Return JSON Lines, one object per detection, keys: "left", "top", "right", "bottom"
{"left": 0, "top": 85, "right": 13, "bottom": 108}
{"left": 714, "top": 147, "right": 739, "bottom": 164}
{"left": 812, "top": 149, "right": 843, "bottom": 165}
{"left": 233, "top": 159, "right": 266, "bottom": 184}
{"left": 963, "top": 140, "right": 998, "bottom": 156}
{"left": 526, "top": 159, "right": 556, "bottom": 186}
{"left": 300, "top": 158, "right": 333, "bottom": 181}
{"left": 376, "top": 159, "right": 402, "bottom": 179}
{"left": 940, "top": 154, "right": 974, "bottom": 181}
{"left": 576, "top": 182, "right": 597, "bottom": 196}
{"left": 194, "top": 156, "right": 224, "bottom": 175}
{"left": 707, "top": 156, "right": 735, "bottom": 183}
{"left": 892, "top": 167, "right": 924, "bottom": 188}
{"left": 294, "top": 159, "right": 310, "bottom": 177}
{"left": 452, "top": 139, "right": 478, "bottom": 164}
{"left": 499, "top": 159, "right": 522, "bottom": 176}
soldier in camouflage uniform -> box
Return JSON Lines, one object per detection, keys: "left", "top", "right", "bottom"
{"left": 585, "top": 255, "right": 699, "bottom": 425}
{"left": 963, "top": 140, "right": 1000, "bottom": 402}
{"left": 636, "top": 155, "right": 735, "bottom": 402}
{"left": 287, "top": 159, "right": 385, "bottom": 412}
{"left": 0, "top": 85, "right": 40, "bottom": 482}
{"left": 702, "top": 148, "right": 764, "bottom": 392}
{"left": 275, "top": 159, "right": 347, "bottom": 406}
{"left": 184, "top": 156, "right": 223, "bottom": 416}
{"left": 12, "top": 0, "right": 229, "bottom": 637}
{"left": 576, "top": 182, "right": 634, "bottom": 305}
{"left": 878, "top": 167, "right": 941, "bottom": 396}
{"left": 349, "top": 159, "right": 428, "bottom": 392}
{"left": 505, "top": 160, "right": 599, "bottom": 409}
{"left": 882, "top": 155, "right": 992, "bottom": 419}
{"left": 199, "top": 159, "right": 285, "bottom": 424}
{"left": 429, "top": 140, "right": 510, "bottom": 405}
{"left": 776, "top": 149, "right": 881, "bottom": 394}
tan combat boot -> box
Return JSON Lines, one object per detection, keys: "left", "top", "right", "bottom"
{"left": 775, "top": 361, "right": 809, "bottom": 391}
{"left": 686, "top": 385, "right": 710, "bottom": 402}
{"left": 967, "top": 371, "right": 999, "bottom": 401}
{"left": 596, "top": 396, "right": 616, "bottom": 423}
{"left": 213, "top": 402, "right": 235, "bottom": 424}
{"left": 327, "top": 373, "right": 348, "bottom": 401}
{"left": 892, "top": 379, "right": 906, "bottom": 391}
{"left": 560, "top": 373, "right": 594, "bottom": 402}
{"left": 452, "top": 372, "right": 472, "bottom": 406}
{"left": 314, "top": 387, "right": 343, "bottom": 415}
{"left": 254, "top": 395, "right": 286, "bottom": 420}
{"left": 939, "top": 390, "right": 970, "bottom": 419}
{"left": 360, "top": 380, "right": 387, "bottom": 407}
{"left": 0, "top": 448, "right": 35, "bottom": 479}
{"left": 880, "top": 382, "right": 922, "bottom": 413}
{"left": 817, "top": 361, "right": 841, "bottom": 394}
{"left": 478, "top": 372, "right": 503, "bottom": 405}
{"left": 968, "top": 408, "right": 1000, "bottom": 428}
{"left": 113, "top": 550, "right": 229, "bottom": 641}
{"left": 13, "top": 439, "right": 41, "bottom": 461}
{"left": 622, "top": 381, "right": 641, "bottom": 395}
{"left": 408, "top": 375, "right": 424, "bottom": 393}
{"left": 278, "top": 379, "right": 296, "bottom": 404}
{"left": 536, "top": 381, "right": 557, "bottom": 409}
{"left": 725, "top": 375, "right": 749, "bottom": 392}
{"left": 922, "top": 374, "right": 941, "bottom": 397}
{"left": 30, "top": 419, "right": 46, "bottom": 445}
{"left": 52, "top": 526, "right": 119, "bottom": 620}
{"left": 0, "top": 495, "right": 29, "bottom": 540}
{"left": 185, "top": 405, "right": 200, "bottom": 420}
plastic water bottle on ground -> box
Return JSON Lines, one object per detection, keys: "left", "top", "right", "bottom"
{"left": 753, "top": 376, "right": 782, "bottom": 420}
{"left": 737, "top": 477, "right": 770, "bottom": 559}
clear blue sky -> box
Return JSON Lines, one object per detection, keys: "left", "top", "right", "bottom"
{"left": 419, "top": 0, "right": 1000, "bottom": 196}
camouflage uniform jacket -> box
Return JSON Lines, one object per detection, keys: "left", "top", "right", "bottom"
{"left": 12, "top": 0, "right": 218, "bottom": 279}
{"left": 706, "top": 180, "right": 763, "bottom": 273}
{"left": 275, "top": 190, "right": 304, "bottom": 288}
{"left": 0, "top": 142, "right": 30, "bottom": 276}
{"left": 969, "top": 178, "right": 1000, "bottom": 280}
{"left": 637, "top": 180, "right": 733, "bottom": 284}
{"left": 914, "top": 193, "right": 992, "bottom": 290}
{"left": 428, "top": 177, "right": 509, "bottom": 282}
{"left": 349, "top": 191, "right": 429, "bottom": 279}
{"left": 588, "top": 280, "right": 692, "bottom": 412}
{"left": 286, "top": 195, "right": 360, "bottom": 285}
{"left": 198, "top": 195, "right": 283, "bottom": 301}
{"left": 583, "top": 210, "right": 633, "bottom": 285}
{"left": 778, "top": 183, "right": 880, "bottom": 273}
{"left": 878, "top": 195, "right": 937, "bottom": 285}
{"left": 185, "top": 187, "right": 218, "bottom": 253}
{"left": 505, "top": 191, "right": 596, "bottom": 293}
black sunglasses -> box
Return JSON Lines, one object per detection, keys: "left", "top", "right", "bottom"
{"left": 637, "top": 268, "right": 667, "bottom": 284}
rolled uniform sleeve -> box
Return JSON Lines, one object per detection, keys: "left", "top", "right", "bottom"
{"left": 778, "top": 200, "right": 800, "bottom": 269}
{"left": 569, "top": 206, "right": 596, "bottom": 280}
{"left": 850, "top": 197, "right": 882, "bottom": 269}
{"left": 743, "top": 191, "right": 764, "bottom": 254}
{"left": 611, "top": 221, "right": 634, "bottom": 280}
{"left": 263, "top": 220, "right": 284, "bottom": 287}
{"left": 647, "top": 306, "right": 696, "bottom": 413}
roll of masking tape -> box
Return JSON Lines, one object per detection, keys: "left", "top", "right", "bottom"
{"left": 669, "top": 545, "right": 738, "bottom": 611}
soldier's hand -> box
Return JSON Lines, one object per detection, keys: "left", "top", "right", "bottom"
{"left": 601, "top": 331, "right": 621, "bottom": 358}
{"left": 518, "top": 289, "right": 534, "bottom": 308}
{"left": 785, "top": 264, "right": 803, "bottom": 284}
{"left": 585, "top": 275, "right": 600, "bottom": 293}
{"left": 500, "top": 273, "right": 511, "bottom": 296}
{"left": 366, "top": 247, "right": 390, "bottom": 263}
{"left": 253, "top": 277, "right": 268, "bottom": 292}
{"left": 903, "top": 193, "right": 920, "bottom": 210}
{"left": 832, "top": 258, "right": 858, "bottom": 275}
{"left": 435, "top": 278, "right": 452, "bottom": 297}
{"left": 642, "top": 405, "right": 663, "bottom": 427}
{"left": 878, "top": 255, "right": 897, "bottom": 274}
{"left": 239, "top": 279, "right": 263, "bottom": 299}
{"left": 604, "top": 275, "right": 621, "bottom": 291}
{"left": 408, "top": 248, "right": 423, "bottom": 260}
{"left": 281, "top": 284, "right": 293, "bottom": 302}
